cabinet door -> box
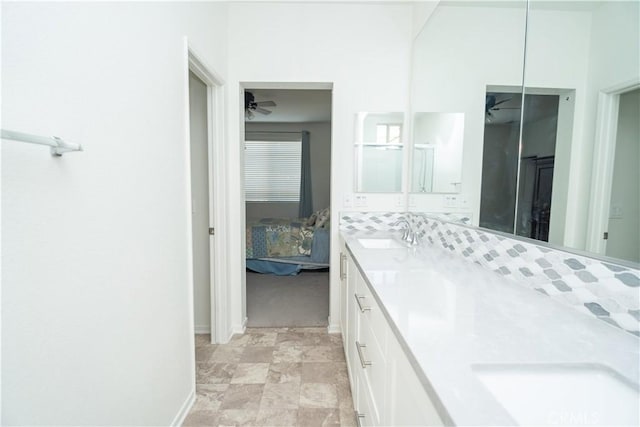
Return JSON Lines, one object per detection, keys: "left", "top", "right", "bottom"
{"left": 388, "top": 335, "right": 444, "bottom": 426}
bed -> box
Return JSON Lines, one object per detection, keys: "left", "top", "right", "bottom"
{"left": 245, "top": 209, "right": 330, "bottom": 275}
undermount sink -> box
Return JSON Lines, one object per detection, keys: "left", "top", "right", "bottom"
{"left": 357, "top": 237, "right": 405, "bottom": 249}
{"left": 472, "top": 363, "right": 640, "bottom": 426}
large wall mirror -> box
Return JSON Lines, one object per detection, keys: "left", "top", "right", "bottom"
{"left": 410, "top": 0, "right": 639, "bottom": 265}
{"left": 354, "top": 112, "right": 405, "bottom": 193}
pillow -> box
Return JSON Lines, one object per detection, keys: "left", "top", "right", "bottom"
{"left": 305, "top": 212, "right": 318, "bottom": 227}
{"left": 314, "top": 207, "right": 330, "bottom": 229}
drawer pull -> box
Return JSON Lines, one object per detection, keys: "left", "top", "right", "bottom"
{"left": 355, "top": 341, "right": 372, "bottom": 368}
{"left": 340, "top": 253, "right": 347, "bottom": 280}
{"left": 354, "top": 293, "right": 371, "bottom": 313}
{"left": 355, "top": 411, "right": 365, "bottom": 427}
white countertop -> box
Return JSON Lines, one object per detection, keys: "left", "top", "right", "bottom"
{"left": 342, "top": 231, "right": 640, "bottom": 426}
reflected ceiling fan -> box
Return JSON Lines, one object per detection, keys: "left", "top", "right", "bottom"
{"left": 245, "top": 91, "right": 277, "bottom": 120}
{"left": 485, "top": 94, "right": 520, "bottom": 122}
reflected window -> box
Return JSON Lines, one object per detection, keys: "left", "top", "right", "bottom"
{"left": 376, "top": 124, "right": 402, "bottom": 144}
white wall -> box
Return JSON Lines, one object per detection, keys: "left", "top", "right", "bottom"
{"left": 580, "top": 1, "right": 640, "bottom": 250}
{"left": 409, "top": 3, "right": 527, "bottom": 217}
{"left": 226, "top": 2, "right": 413, "bottom": 333}
{"left": 245, "top": 121, "right": 332, "bottom": 221}
{"left": 1, "top": 2, "right": 227, "bottom": 425}
{"left": 607, "top": 89, "right": 640, "bottom": 263}
{"left": 189, "top": 72, "right": 211, "bottom": 334}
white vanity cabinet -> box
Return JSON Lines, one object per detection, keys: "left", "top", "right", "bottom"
{"left": 340, "top": 244, "right": 445, "bottom": 427}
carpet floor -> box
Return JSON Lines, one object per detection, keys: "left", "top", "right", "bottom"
{"left": 246, "top": 270, "right": 329, "bottom": 327}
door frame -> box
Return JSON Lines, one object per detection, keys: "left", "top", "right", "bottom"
{"left": 184, "top": 38, "right": 227, "bottom": 344}
{"left": 586, "top": 78, "right": 640, "bottom": 255}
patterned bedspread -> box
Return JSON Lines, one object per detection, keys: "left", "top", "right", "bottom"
{"left": 246, "top": 218, "right": 314, "bottom": 259}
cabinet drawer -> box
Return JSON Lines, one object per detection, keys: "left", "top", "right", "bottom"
{"left": 354, "top": 316, "right": 387, "bottom": 426}
{"left": 354, "top": 273, "right": 388, "bottom": 352}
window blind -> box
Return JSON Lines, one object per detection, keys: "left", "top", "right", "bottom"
{"left": 245, "top": 140, "right": 302, "bottom": 202}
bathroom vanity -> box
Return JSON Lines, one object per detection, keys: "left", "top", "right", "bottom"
{"left": 338, "top": 224, "right": 640, "bottom": 426}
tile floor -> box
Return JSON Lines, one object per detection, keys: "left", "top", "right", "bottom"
{"left": 184, "top": 327, "right": 357, "bottom": 427}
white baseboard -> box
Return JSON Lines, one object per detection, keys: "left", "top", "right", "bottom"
{"left": 194, "top": 324, "right": 211, "bottom": 334}
{"left": 327, "top": 316, "right": 341, "bottom": 334}
{"left": 227, "top": 317, "right": 247, "bottom": 342}
{"left": 171, "top": 388, "right": 195, "bottom": 427}
{"left": 327, "top": 323, "right": 341, "bottom": 334}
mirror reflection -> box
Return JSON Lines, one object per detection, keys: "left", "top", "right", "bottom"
{"left": 411, "top": 112, "right": 464, "bottom": 194}
{"left": 354, "top": 112, "right": 404, "bottom": 193}
{"left": 519, "top": 0, "right": 638, "bottom": 263}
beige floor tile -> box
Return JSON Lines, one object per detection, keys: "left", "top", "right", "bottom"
{"left": 218, "top": 408, "right": 258, "bottom": 426}
{"left": 195, "top": 345, "right": 217, "bottom": 363}
{"left": 246, "top": 327, "right": 290, "bottom": 334}
{"left": 291, "top": 327, "right": 327, "bottom": 334}
{"left": 267, "top": 362, "right": 302, "bottom": 384}
{"left": 241, "top": 346, "right": 275, "bottom": 363}
{"left": 192, "top": 384, "right": 229, "bottom": 411}
{"left": 247, "top": 332, "right": 278, "bottom": 346}
{"left": 219, "top": 384, "right": 264, "bottom": 411}
{"left": 227, "top": 334, "right": 252, "bottom": 347}
{"left": 299, "top": 383, "right": 338, "bottom": 408}
{"left": 331, "top": 347, "right": 346, "bottom": 363}
{"left": 302, "top": 332, "right": 332, "bottom": 346}
{"left": 212, "top": 346, "right": 245, "bottom": 363}
{"left": 275, "top": 331, "right": 306, "bottom": 346}
{"left": 188, "top": 332, "right": 353, "bottom": 425}
{"left": 339, "top": 407, "right": 358, "bottom": 427}
{"left": 297, "top": 408, "right": 341, "bottom": 426}
{"left": 182, "top": 409, "right": 219, "bottom": 426}
{"left": 260, "top": 382, "right": 301, "bottom": 409}
{"left": 196, "top": 363, "right": 236, "bottom": 384}
{"left": 195, "top": 334, "right": 212, "bottom": 347}
{"left": 301, "top": 362, "right": 337, "bottom": 384}
{"left": 335, "top": 381, "right": 354, "bottom": 411}
{"left": 230, "top": 363, "right": 270, "bottom": 384}
{"left": 302, "top": 346, "right": 334, "bottom": 362}
{"left": 328, "top": 334, "right": 343, "bottom": 347}
{"left": 272, "top": 345, "right": 304, "bottom": 363}
{"left": 254, "top": 407, "right": 298, "bottom": 426}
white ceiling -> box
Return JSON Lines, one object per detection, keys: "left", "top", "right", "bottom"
{"left": 245, "top": 89, "right": 332, "bottom": 123}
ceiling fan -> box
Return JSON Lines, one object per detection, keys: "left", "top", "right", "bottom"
{"left": 485, "top": 94, "right": 520, "bottom": 122}
{"left": 245, "top": 91, "right": 277, "bottom": 120}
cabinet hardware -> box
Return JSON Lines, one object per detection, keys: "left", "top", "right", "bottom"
{"left": 354, "top": 294, "right": 371, "bottom": 313}
{"left": 356, "top": 341, "right": 372, "bottom": 368}
{"left": 355, "top": 411, "right": 365, "bottom": 427}
{"left": 340, "top": 253, "right": 347, "bottom": 280}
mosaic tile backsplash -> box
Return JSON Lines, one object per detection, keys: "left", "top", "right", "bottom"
{"left": 340, "top": 211, "right": 640, "bottom": 337}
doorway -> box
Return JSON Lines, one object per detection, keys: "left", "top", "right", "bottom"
{"left": 185, "top": 43, "right": 227, "bottom": 345}
{"left": 241, "top": 86, "right": 333, "bottom": 328}
{"left": 189, "top": 71, "right": 212, "bottom": 335}
{"left": 606, "top": 88, "right": 640, "bottom": 263}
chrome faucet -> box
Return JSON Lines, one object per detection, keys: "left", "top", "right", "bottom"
{"left": 391, "top": 218, "right": 420, "bottom": 246}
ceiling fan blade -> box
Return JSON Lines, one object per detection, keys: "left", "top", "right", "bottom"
{"left": 256, "top": 101, "right": 276, "bottom": 107}
{"left": 493, "top": 98, "right": 513, "bottom": 107}
{"left": 255, "top": 107, "right": 272, "bottom": 115}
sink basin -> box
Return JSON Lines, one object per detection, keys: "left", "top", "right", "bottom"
{"left": 473, "top": 363, "right": 639, "bottom": 426}
{"left": 357, "top": 238, "right": 405, "bottom": 249}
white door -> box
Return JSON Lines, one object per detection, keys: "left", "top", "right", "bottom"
{"left": 189, "top": 71, "right": 213, "bottom": 335}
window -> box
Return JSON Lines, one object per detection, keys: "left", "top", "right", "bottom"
{"left": 244, "top": 140, "right": 302, "bottom": 202}
{"left": 376, "top": 123, "right": 402, "bottom": 144}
